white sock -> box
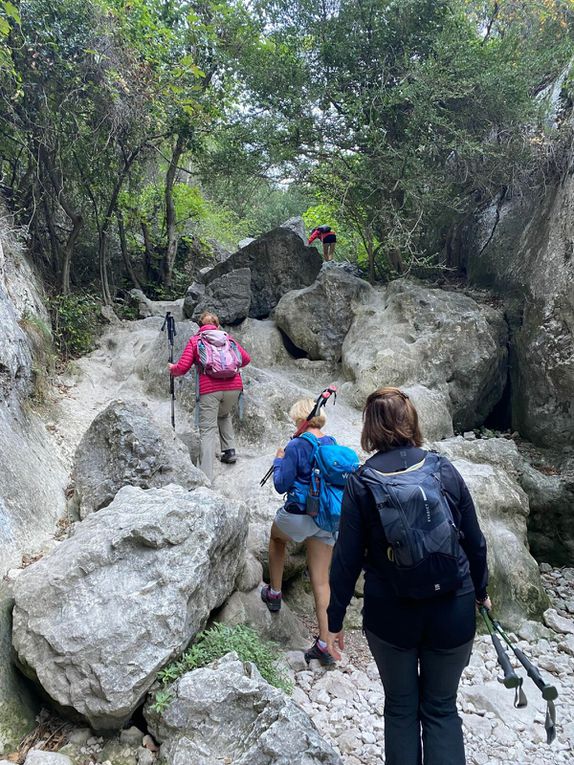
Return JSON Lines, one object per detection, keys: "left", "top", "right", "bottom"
{"left": 270, "top": 588, "right": 281, "bottom": 597}
{"left": 317, "top": 639, "right": 328, "bottom": 650}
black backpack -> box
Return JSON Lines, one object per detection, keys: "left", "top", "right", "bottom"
{"left": 316, "top": 225, "right": 332, "bottom": 233}
{"left": 359, "top": 453, "right": 463, "bottom": 599}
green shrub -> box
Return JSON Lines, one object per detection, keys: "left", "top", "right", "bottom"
{"left": 49, "top": 294, "right": 101, "bottom": 359}
{"left": 151, "top": 624, "right": 292, "bottom": 713}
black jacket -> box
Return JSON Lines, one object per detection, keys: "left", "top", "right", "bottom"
{"left": 327, "top": 447, "right": 489, "bottom": 634}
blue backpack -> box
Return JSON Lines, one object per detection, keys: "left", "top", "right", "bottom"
{"left": 359, "top": 452, "right": 463, "bottom": 599}
{"left": 297, "top": 433, "right": 360, "bottom": 535}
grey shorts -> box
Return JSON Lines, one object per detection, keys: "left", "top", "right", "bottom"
{"left": 273, "top": 506, "right": 336, "bottom": 546}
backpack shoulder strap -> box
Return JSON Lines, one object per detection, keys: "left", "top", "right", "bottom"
{"left": 298, "top": 432, "right": 320, "bottom": 461}
{"left": 356, "top": 466, "right": 392, "bottom": 507}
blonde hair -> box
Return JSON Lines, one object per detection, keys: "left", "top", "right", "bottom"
{"left": 289, "top": 398, "right": 327, "bottom": 429}
{"left": 199, "top": 311, "right": 220, "bottom": 327}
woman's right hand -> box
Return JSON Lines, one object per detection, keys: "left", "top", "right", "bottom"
{"left": 326, "top": 630, "right": 345, "bottom": 660}
{"left": 476, "top": 595, "right": 492, "bottom": 611}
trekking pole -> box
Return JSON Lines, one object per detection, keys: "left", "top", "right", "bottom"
{"left": 161, "top": 311, "right": 177, "bottom": 429}
{"left": 479, "top": 607, "right": 527, "bottom": 708}
{"left": 259, "top": 385, "right": 337, "bottom": 487}
{"left": 489, "top": 615, "right": 558, "bottom": 744}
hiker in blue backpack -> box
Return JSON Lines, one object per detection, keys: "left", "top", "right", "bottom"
{"left": 261, "top": 397, "right": 358, "bottom": 666}
{"left": 326, "top": 387, "right": 491, "bottom": 765}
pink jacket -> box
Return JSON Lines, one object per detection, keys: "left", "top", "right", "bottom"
{"left": 169, "top": 325, "right": 251, "bottom": 396}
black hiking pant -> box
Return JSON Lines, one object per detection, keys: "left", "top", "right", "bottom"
{"left": 365, "top": 591, "right": 475, "bottom": 765}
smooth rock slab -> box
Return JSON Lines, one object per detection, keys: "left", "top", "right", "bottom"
{"left": 145, "top": 652, "right": 342, "bottom": 764}
{"left": 12, "top": 485, "right": 247, "bottom": 730}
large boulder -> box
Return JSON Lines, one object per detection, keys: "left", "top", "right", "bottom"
{"left": 341, "top": 279, "right": 508, "bottom": 432}
{"left": 518, "top": 452, "right": 574, "bottom": 567}
{"left": 11, "top": 484, "right": 248, "bottom": 730}
{"left": 273, "top": 267, "right": 373, "bottom": 361}
{"left": 431, "top": 437, "right": 549, "bottom": 624}
{"left": 455, "top": 175, "right": 574, "bottom": 446}
{"left": 71, "top": 399, "right": 208, "bottom": 517}
{"left": 231, "top": 319, "right": 291, "bottom": 368}
{"left": 186, "top": 228, "right": 322, "bottom": 320}
{"left": 145, "top": 652, "right": 342, "bottom": 765}
{"left": 188, "top": 267, "right": 252, "bottom": 325}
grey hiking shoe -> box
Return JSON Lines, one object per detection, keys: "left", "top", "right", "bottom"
{"left": 220, "top": 449, "right": 237, "bottom": 464}
{"left": 305, "top": 637, "right": 336, "bottom": 667}
{"left": 260, "top": 584, "right": 282, "bottom": 613}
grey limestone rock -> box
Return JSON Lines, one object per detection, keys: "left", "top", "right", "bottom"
{"left": 145, "top": 652, "right": 342, "bottom": 765}
{"left": 194, "top": 227, "right": 322, "bottom": 319}
{"left": 431, "top": 439, "right": 549, "bottom": 624}
{"left": 128, "top": 289, "right": 184, "bottom": 321}
{"left": 12, "top": 484, "right": 248, "bottom": 730}
{"left": 71, "top": 399, "right": 208, "bottom": 517}
{"left": 191, "top": 267, "right": 252, "bottom": 325}
{"left": 215, "top": 589, "right": 309, "bottom": 649}
{"left": 273, "top": 267, "right": 373, "bottom": 361}
{"left": 23, "top": 753, "right": 74, "bottom": 765}
{"left": 458, "top": 176, "right": 574, "bottom": 447}
{"left": 342, "top": 279, "right": 508, "bottom": 432}
{"left": 231, "top": 318, "right": 291, "bottom": 368}
{"left": 279, "top": 215, "right": 307, "bottom": 242}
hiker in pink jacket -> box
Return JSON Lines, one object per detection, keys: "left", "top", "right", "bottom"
{"left": 169, "top": 311, "right": 251, "bottom": 480}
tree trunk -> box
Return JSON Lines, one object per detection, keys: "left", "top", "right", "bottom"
{"left": 162, "top": 133, "right": 185, "bottom": 289}
{"left": 116, "top": 211, "right": 142, "bottom": 290}
{"left": 98, "top": 147, "right": 141, "bottom": 305}
{"left": 38, "top": 146, "right": 83, "bottom": 294}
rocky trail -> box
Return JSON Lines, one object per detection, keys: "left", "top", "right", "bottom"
{"left": 34, "top": 314, "right": 574, "bottom": 765}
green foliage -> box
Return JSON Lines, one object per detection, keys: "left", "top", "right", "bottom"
{"left": 49, "top": 294, "right": 101, "bottom": 359}
{"left": 152, "top": 623, "right": 292, "bottom": 713}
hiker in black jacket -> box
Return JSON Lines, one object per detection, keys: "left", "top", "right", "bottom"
{"left": 326, "top": 387, "right": 491, "bottom": 765}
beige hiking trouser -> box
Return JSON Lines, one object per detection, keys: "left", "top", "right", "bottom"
{"left": 198, "top": 389, "right": 241, "bottom": 480}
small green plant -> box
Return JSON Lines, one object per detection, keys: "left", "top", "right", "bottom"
{"left": 152, "top": 624, "right": 292, "bottom": 712}
{"left": 49, "top": 293, "right": 101, "bottom": 359}
{"left": 149, "top": 686, "right": 175, "bottom": 714}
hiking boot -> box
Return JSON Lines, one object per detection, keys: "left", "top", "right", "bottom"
{"left": 305, "top": 637, "right": 336, "bottom": 667}
{"left": 220, "top": 449, "right": 236, "bottom": 464}
{"left": 260, "top": 584, "right": 282, "bottom": 613}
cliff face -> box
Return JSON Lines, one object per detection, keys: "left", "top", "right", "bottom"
{"left": 0, "top": 223, "right": 68, "bottom": 751}
{"left": 455, "top": 172, "right": 574, "bottom": 448}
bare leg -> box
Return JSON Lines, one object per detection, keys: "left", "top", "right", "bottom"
{"left": 322, "top": 242, "right": 330, "bottom": 261}
{"left": 268, "top": 522, "right": 291, "bottom": 592}
{"left": 328, "top": 242, "right": 336, "bottom": 260}
{"left": 306, "top": 537, "right": 334, "bottom": 642}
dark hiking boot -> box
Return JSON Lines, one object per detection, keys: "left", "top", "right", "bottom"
{"left": 305, "top": 637, "right": 336, "bottom": 667}
{"left": 260, "top": 584, "right": 282, "bottom": 613}
{"left": 220, "top": 449, "right": 237, "bottom": 464}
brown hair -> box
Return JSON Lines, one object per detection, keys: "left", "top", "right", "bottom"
{"left": 361, "top": 387, "right": 423, "bottom": 453}
{"left": 199, "top": 311, "right": 220, "bottom": 327}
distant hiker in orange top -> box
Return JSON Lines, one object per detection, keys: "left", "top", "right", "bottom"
{"left": 308, "top": 225, "right": 337, "bottom": 261}
{"left": 168, "top": 311, "right": 251, "bottom": 481}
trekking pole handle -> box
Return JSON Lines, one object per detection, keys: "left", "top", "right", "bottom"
{"left": 513, "top": 647, "right": 558, "bottom": 701}
{"left": 492, "top": 633, "right": 522, "bottom": 689}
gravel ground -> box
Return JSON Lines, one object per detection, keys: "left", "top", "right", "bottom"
{"left": 288, "top": 566, "right": 574, "bottom": 765}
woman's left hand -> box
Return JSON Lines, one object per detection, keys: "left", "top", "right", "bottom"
{"left": 326, "top": 630, "right": 344, "bottom": 660}
{"left": 275, "top": 447, "right": 285, "bottom": 458}
{"left": 167, "top": 363, "right": 175, "bottom": 374}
